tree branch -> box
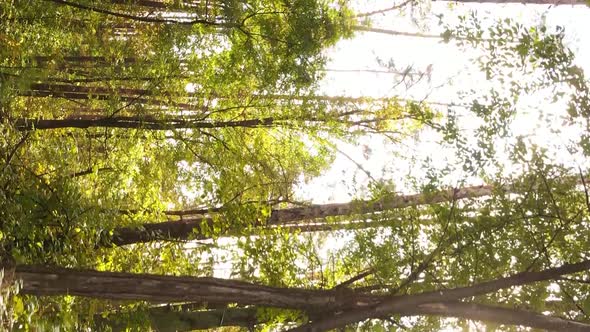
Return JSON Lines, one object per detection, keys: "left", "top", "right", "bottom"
{"left": 289, "top": 259, "right": 590, "bottom": 331}
{"left": 45, "top": 0, "right": 231, "bottom": 27}
{"left": 354, "top": 0, "right": 415, "bottom": 18}
{"left": 403, "top": 301, "right": 590, "bottom": 332}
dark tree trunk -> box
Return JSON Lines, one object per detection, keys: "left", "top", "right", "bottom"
{"left": 95, "top": 307, "right": 260, "bottom": 332}
{"left": 20, "top": 82, "right": 415, "bottom": 113}
{"left": 16, "top": 265, "right": 373, "bottom": 311}
{"left": 108, "top": 0, "right": 170, "bottom": 9}
{"left": 20, "top": 83, "right": 177, "bottom": 107}
{"left": 106, "top": 216, "right": 390, "bottom": 246}
{"left": 33, "top": 56, "right": 139, "bottom": 66}
{"left": 15, "top": 117, "right": 276, "bottom": 131}
{"left": 0, "top": 256, "right": 16, "bottom": 291}
{"left": 11, "top": 261, "right": 590, "bottom": 331}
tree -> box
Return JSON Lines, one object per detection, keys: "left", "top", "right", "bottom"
{"left": 5, "top": 261, "right": 590, "bottom": 331}
{"left": 104, "top": 183, "right": 499, "bottom": 246}
{"left": 94, "top": 306, "right": 261, "bottom": 332}
{"left": 2, "top": 0, "right": 590, "bottom": 331}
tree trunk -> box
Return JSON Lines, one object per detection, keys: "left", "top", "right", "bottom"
{"left": 20, "top": 83, "right": 192, "bottom": 108}
{"left": 14, "top": 110, "right": 398, "bottom": 131}
{"left": 106, "top": 216, "right": 397, "bottom": 246}
{"left": 108, "top": 0, "right": 170, "bottom": 9}
{"left": 26, "top": 83, "right": 150, "bottom": 96}
{"left": 13, "top": 261, "right": 590, "bottom": 331}
{"left": 0, "top": 256, "right": 16, "bottom": 291}
{"left": 352, "top": 25, "right": 444, "bottom": 39}
{"left": 46, "top": 0, "right": 230, "bottom": 27}
{"left": 23, "top": 82, "right": 405, "bottom": 103}
{"left": 21, "top": 82, "right": 396, "bottom": 103}
{"left": 352, "top": 25, "right": 494, "bottom": 42}
{"left": 95, "top": 307, "right": 260, "bottom": 332}
{"left": 21, "top": 82, "right": 434, "bottom": 112}
{"left": 16, "top": 265, "right": 372, "bottom": 311}
{"left": 14, "top": 117, "right": 276, "bottom": 131}
{"left": 292, "top": 260, "right": 590, "bottom": 332}
{"left": 33, "top": 56, "right": 140, "bottom": 66}
{"left": 105, "top": 184, "right": 497, "bottom": 246}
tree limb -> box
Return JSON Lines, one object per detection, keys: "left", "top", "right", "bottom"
{"left": 289, "top": 259, "right": 590, "bottom": 331}
{"left": 403, "top": 301, "right": 590, "bottom": 332}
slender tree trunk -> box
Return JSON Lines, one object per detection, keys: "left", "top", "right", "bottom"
{"left": 45, "top": 75, "right": 187, "bottom": 84}
{"left": 108, "top": 0, "right": 169, "bottom": 9}
{"left": 21, "top": 82, "right": 436, "bottom": 109}
{"left": 105, "top": 184, "right": 498, "bottom": 246}
{"left": 22, "top": 86, "right": 197, "bottom": 109}
{"left": 108, "top": 0, "right": 217, "bottom": 11}
{"left": 352, "top": 25, "right": 444, "bottom": 39}
{"left": 24, "top": 83, "right": 150, "bottom": 97}
{"left": 0, "top": 256, "right": 16, "bottom": 291}
{"left": 22, "top": 82, "right": 393, "bottom": 102}
{"left": 106, "top": 215, "right": 398, "bottom": 246}
{"left": 14, "top": 117, "right": 276, "bottom": 131}
{"left": 45, "top": 0, "right": 231, "bottom": 27}
{"left": 169, "top": 184, "right": 496, "bottom": 220}
{"left": 354, "top": 0, "right": 415, "bottom": 18}
{"left": 14, "top": 111, "right": 393, "bottom": 131}
{"left": 33, "top": 56, "right": 139, "bottom": 66}
{"left": 352, "top": 25, "right": 494, "bottom": 42}
{"left": 21, "top": 84, "right": 198, "bottom": 109}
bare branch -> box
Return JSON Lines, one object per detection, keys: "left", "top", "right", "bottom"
{"left": 354, "top": 0, "right": 415, "bottom": 18}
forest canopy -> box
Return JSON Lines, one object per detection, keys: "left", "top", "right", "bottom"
{"left": 1, "top": 0, "right": 590, "bottom": 331}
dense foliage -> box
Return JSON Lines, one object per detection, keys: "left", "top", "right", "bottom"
{"left": 1, "top": 0, "right": 590, "bottom": 331}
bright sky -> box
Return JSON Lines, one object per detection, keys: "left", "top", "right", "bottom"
{"left": 200, "top": 5, "right": 590, "bottom": 332}
{"left": 212, "top": 1, "right": 590, "bottom": 296}
{"left": 296, "top": 1, "right": 590, "bottom": 204}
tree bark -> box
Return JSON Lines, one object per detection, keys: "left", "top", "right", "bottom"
{"left": 352, "top": 25, "right": 495, "bottom": 42}
{"left": 14, "top": 117, "right": 276, "bottom": 131}
{"left": 105, "top": 184, "right": 497, "bottom": 246}
{"left": 14, "top": 260, "right": 590, "bottom": 331}
{"left": 107, "top": 217, "right": 214, "bottom": 246}
{"left": 16, "top": 265, "right": 374, "bottom": 311}
{"left": 26, "top": 83, "right": 146, "bottom": 96}
{"left": 352, "top": 25, "right": 444, "bottom": 39}
{"left": 108, "top": 0, "right": 169, "bottom": 9}
{"left": 33, "top": 56, "right": 139, "bottom": 66}
{"left": 21, "top": 83, "right": 193, "bottom": 108}
{"left": 23, "top": 82, "right": 407, "bottom": 104}
{"left": 95, "top": 307, "right": 260, "bottom": 332}
{"left": 13, "top": 111, "right": 408, "bottom": 131}
{"left": 289, "top": 259, "right": 590, "bottom": 331}
{"left": 45, "top": 0, "right": 230, "bottom": 26}
{"left": 0, "top": 255, "right": 16, "bottom": 291}
{"left": 20, "top": 82, "right": 432, "bottom": 112}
